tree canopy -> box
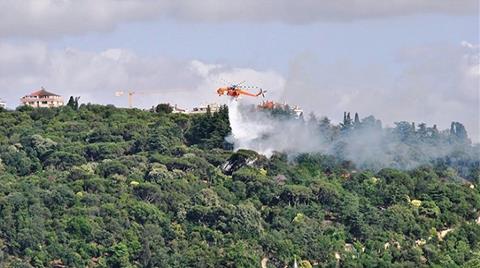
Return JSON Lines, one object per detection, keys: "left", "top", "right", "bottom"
{"left": 0, "top": 104, "right": 478, "bottom": 267}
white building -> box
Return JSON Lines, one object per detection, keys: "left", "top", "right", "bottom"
{"left": 172, "top": 104, "right": 188, "bottom": 114}
{"left": 0, "top": 98, "right": 6, "bottom": 109}
{"left": 189, "top": 103, "right": 221, "bottom": 114}
{"left": 21, "top": 88, "right": 64, "bottom": 108}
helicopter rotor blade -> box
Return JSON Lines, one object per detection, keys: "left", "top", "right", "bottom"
{"left": 236, "top": 80, "right": 247, "bottom": 86}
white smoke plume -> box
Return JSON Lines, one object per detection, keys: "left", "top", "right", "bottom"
{"left": 227, "top": 101, "right": 322, "bottom": 157}
{"left": 227, "top": 101, "right": 479, "bottom": 171}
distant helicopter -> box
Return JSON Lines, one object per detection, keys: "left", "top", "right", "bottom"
{"left": 216, "top": 81, "right": 266, "bottom": 99}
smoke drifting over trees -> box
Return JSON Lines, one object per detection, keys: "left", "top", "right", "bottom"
{"left": 227, "top": 102, "right": 479, "bottom": 178}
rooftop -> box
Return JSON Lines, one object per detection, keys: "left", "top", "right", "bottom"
{"left": 26, "top": 88, "right": 60, "bottom": 97}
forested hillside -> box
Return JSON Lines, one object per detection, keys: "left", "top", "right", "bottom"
{"left": 0, "top": 104, "right": 479, "bottom": 267}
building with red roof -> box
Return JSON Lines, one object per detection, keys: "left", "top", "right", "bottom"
{"left": 21, "top": 87, "right": 64, "bottom": 108}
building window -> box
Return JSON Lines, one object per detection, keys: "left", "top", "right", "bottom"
{"left": 42, "top": 101, "right": 48, "bottom": 104}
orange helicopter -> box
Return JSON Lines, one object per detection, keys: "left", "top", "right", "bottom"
{"left": 217, "top": 81, "right": 266, "bottom": 99}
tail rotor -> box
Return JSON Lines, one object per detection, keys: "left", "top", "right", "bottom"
{"left": 255, "top": 88, "right": 267, "bottom": 98}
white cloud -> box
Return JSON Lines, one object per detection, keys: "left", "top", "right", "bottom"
{"left": 281, "top": 43, "right": 480, "bottom": 143}
{"left": 0, "top": 0, "right": 162, "bottom": 38}
{"left": 0, "top": 0, "right": 477, "bottom": 38}
{"left": 462, "top": 41, "right": 480, "bottom": 77}
{"left": 0, "top": 41, "right": 285, "bottom": 109}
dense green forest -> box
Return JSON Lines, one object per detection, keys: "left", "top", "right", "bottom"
{"left": 0, "top": 103, "right": 479, "bottom": 267}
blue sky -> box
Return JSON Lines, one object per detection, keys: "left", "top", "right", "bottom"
{"left": 47, "top": 14, "right": 477, "bottom": 71}
{"left": 0, "top": 1, "right": 478, "bottom": 141}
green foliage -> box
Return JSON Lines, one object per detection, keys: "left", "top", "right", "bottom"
{"left": 0, "top": 104, "right": 478, "bottom": 267}
{"left": 154, "top": 103, "right": 173, "bottom": 114}
{"left": 67, "top": 96, "right": 80, "bottom": 110}
{"left": 185, "top": 105, "right": 231, "bottom": 149}
{"left": 97, "top": 160, "right": 128, "bottom": 177}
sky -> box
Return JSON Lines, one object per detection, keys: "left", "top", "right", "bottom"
{"left": 0, "top": 0, "right": 479, "bottom": 141}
